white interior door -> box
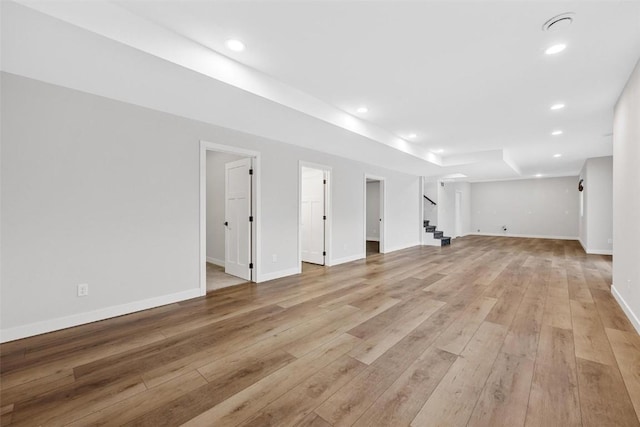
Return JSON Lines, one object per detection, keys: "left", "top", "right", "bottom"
{"left": 301, "top": 167, "right": 325, "bottom": 265}
{"left": 454, "top": 191, "right": 462, "bottom": 238}
{"left": 225, "top": 158, "right": 252, "bottom": 280}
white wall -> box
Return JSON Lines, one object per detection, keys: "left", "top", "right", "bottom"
{"left": 437, "top": 181, "right": 471, "bottom": 238}
{"left": 578, "top": 156, "right": 613, "bottom": 255}
{"left": 471, "top": 177, "right": 579, "bottom": 239}
{"left": 0, "top": 72, "right": 421, "bottom": 340}
{"left": 366, "top": 181, "right": 380, "bottom": 241}
{"left": 206, "top": 151, "right": 245, "bottom": 265}
{"left": 612, "top": 58, "right": 640, "bottom": 333}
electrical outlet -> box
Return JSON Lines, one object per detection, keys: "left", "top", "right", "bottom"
{"left": 77, "top": 283, "right": 89, "bottom": 297}
{"left": 272, "top": 254, "right": 277, "bottom": 263}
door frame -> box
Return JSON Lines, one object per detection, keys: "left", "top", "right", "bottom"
{"left": 454, "top": 190, "right": 462, "bottom": 238}
{"left": 298, "top": 161, "right": 332, "bottom": 271}
{"left": 200, "top": 140, "right": 261, "bottom": 295}
{"left": 364, "top": 174, "right": 386, "bottom": 254}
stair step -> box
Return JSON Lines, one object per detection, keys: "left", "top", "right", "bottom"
{"left": 441, "top": 237, "right": 451, "bottom": 246}
{"left": 423, "top": 220, "right": 430, "bottom": 227}
{"left": 425, "top": 226, "right": 436, "bottom": 232}
{"left": 434, "top": 231, "right": 443, "bottom": 239}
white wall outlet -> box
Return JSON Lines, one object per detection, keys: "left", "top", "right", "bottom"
{"left": 77, "top": 283, "right": 89, "bottom": 297}
{"left": 272, "top": 254, "right": 277, "bottom": 263}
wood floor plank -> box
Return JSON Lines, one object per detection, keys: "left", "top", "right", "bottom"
{"left": 352, "top": 347, "right": 457, "bottom": 427}
{"left": 501, "top": 294, "right": 546, "bottom": 360}
{"left": 126, "top": 349, "right": 296, "bottom": 426}
{"left": 297, "top": 412, "right": 332, "bottom": 427}
{"left": 525, "top": 325, "right": 581, "bottom": 427}
{"left": 10, "top": 374, "right": 148, "bottom": 426}
{"left": 576, "top": 357, "right": 640, "bottom": 427}
{"left": 180, "top": 334, "right": 362, "bottom": 426}
{"left": 606, "top": 328, "right": 640, "bottom": 420}
{"left": 591, "top": 288, "right": 637, "bottom": 332}
{"left": 66, "top": 370, "right": 207, "bottom": 426}
{"left": 543, "top": 283, "right": 573, "bottom": 330}
{"left": 467, "top": 352, "right": 535, "bottom": 427}
{"left": 411, "top": 321, "right": 508, "bottom": 426}
{"left": 349, "top": 298, "right": 445, "bottom": 364}
{"left": 314, "top": 301, "right": 474, "bottom": 427}
{"left": 285, "top": 297, "right": 399, "bottom": 358}
{"left": 434, "top": 296, "right": 497, "bottom": 355}
{"left": 237, "top": 355, "right": 366, "bottom": 426}
{"left": 570, "top": 300, "right": 617, "bottom": 366}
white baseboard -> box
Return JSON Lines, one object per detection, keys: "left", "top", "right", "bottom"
{"left": 366, "top": 237, "right": 380, "bottom": 242}
{"left": 579, "top": 238, "right": 587, "bottom": 252}
{"left": 384, "top": 242, "right": 421, "bottom": 254}
{"left": 331, "top": 253, "right": 365, "bottom": 266}
{"left": 577, "top": 239, "right": 612, "bottom": 255}
{"left": 206, "top": 256, "right": 225, "bottom": 267}
{"left": 0, "top": 288, "right": 202, "bottom": 343}
{"left": 471, "top": 232, "right": 578, "bottom": 240}
{"left": 611, "top": 285, "right": 640, "bottom": 335}
{"left": 257, "top": 267, "right": 300, "bottom": 283}
{"left": 585, "top": 249, "right": 613, "bottom": 255}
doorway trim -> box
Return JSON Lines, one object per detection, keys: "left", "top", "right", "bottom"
{"left": 200, "top": 140, "right": 261, "bottom": 296}
{"left": 364, "top": 174, "right": 386, "bottom": 254}
{"left": 454, "top": 190, "right": 462, "bottom": 238}
{"left": 298, "top": 161, "right": 332, "bottom": 271}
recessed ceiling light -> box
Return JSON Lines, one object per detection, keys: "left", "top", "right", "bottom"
{"left": 408, "top": 133, "right": 417, "bottom": 139}
{"left": 535, "top": 174, "right": 543, "bottom": 177}
{"left": 553, "top": 153, "right": 562, "bottom": 158}
{"left": 545, "top": 43, "right": 567, "bottom": 55}
{"left": 356, "top": 106, "right": 368, "bottom": 114}
{"left": 551, "top": 130, "right": 563, "bottom": 136}
{"left": 225, "top": 39, "right": 246, "bottom": 52}
{"left": 431, "top": 149, "right": 444, "bottom": 154}
{"left": 550, "top": 103, "right": 565, "bottom": 110}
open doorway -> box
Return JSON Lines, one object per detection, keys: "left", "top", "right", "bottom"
{"left": 364, "top": 175, "right": 385, "bottom": 256}
{"left": 299, "top": 162, "right": 331, "bottom": 272}
{"left": 200, "top": 141, "right": 260, "bottom": 295}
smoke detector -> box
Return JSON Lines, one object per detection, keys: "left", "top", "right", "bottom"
{"left": 542, "top": 13, "right": 575, "bottom": 31}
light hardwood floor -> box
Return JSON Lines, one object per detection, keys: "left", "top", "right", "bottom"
{"left": 1, "top": 236, "right": 639, "bottom": 426}
{"left": 206, "top": 263, "right": 248, "bottom": 292}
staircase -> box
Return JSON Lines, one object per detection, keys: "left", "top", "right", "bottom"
{"left": 423, "top": 220, "right": 451, "bottom": 247}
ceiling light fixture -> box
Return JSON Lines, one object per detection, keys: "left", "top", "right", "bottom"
{"left": 225, "top": 39, "right": 246, "bottom": 52}
{"left": 356, "top": 106, "right": 368, "bottom": 114}
{"left": 408, "top": 133, "right": 417, "bottom": 139}
{"left": 550, "top": 103, "right": 565, "bottom": 110}
{"left": 551, "top": 130, "right": 563, "bottom": 136}
{"left": 553, "top": 153, "right": 562, "bottom": 158}
{"left": 545, "top": 43, "right": 567, "bottom": 55}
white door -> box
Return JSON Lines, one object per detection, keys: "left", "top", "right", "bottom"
{"left": 454, "top": 191, "right": 462, "bottom": 238}
{"left": 301, "top": 167, "right": 325, "bottom": 265}
{"left": 225, "top": 158, "right": 252, "bottom": 280}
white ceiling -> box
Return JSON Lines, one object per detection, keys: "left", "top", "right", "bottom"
{"left": 9, "top": 1, "right": 640, "bottom": 180}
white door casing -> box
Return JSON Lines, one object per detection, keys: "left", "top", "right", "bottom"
{"left": 455, "top": 190, "right": 462, "bottom": 238}
{"left": 225, "top": 158, "right": 252, "bottom": 280}
{"left": 301, "top": 167, "right": 325, "bottom": 265}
